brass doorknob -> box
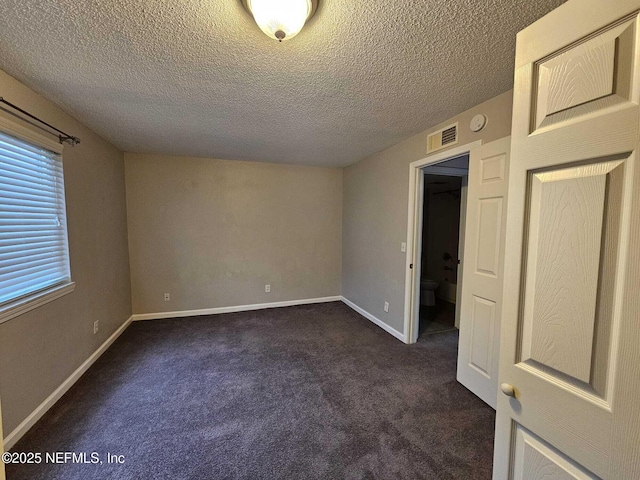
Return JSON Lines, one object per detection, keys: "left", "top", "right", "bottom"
{"left": 501, "top": 383, "right": 516, "bottom": 397}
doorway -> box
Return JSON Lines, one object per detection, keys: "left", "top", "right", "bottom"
{"left": 418, "top": 158, "right": 469, "bottom": 339}
{"left": 405, "top": 137, "right": 511, "bottom": 409}
{"left": 403, "top": 140, "right": 481, "bottom": 345}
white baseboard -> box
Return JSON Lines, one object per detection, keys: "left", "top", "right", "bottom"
{"left": 131, "top": 296, "right": 342, "bottom": 321}
{"left": 3, "top": 315, "right": 133, "bottom": 451}
{"left": 341, "top": 297, "right": 407, "bottom": 343}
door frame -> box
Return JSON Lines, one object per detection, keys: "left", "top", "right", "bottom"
{"left": 455, "top": 175, "right": 468, "bottom": 329}
{"left": 403, "top": 140, "right": 482, "bottom": 344}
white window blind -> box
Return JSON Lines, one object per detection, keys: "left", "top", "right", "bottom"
{"left": 0, "top": 130, "right": 71, "bottom": 307}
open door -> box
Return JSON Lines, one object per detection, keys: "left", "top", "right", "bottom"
{"left": 494, "top": 0, "right": 640, "bottom": 478}
{"left": 456, "top": 137, "right": 510, "bottom": 409}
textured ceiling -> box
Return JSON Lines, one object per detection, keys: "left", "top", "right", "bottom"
{"left": 0, "top": 0, "right": 565, "bottom": 167}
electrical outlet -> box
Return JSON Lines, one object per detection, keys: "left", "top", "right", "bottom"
{"left": 164, "top": 293, "right": 170, "bottom": 301}
{"left": 93, "top": 320, "right": 99, "bottom": 334}
{"left": 384, "top": 301, "right": 389, "bottom": 312}
{"left": 265, "top": 284, "right": 271, "bottom": 293}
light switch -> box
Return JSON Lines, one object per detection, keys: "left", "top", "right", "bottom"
{"left": 401, "top": 242, "right": 407, "bottom": 253}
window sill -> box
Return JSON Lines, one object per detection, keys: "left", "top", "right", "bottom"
{"left": 0, "top": 282, "right": 76, "bottom": 325}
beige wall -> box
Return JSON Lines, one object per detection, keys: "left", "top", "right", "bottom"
{"left": 0, "top": 70, "right": 132, "bottom": 433}
{"left": 342, "top": 90, "right": 514, "bottom": 334}
{"left": 0, "top": 399, "right": 4, "bottom": 480}
{"left": 125, "top": 154, "right": 342, "bottom": 314}
{"left": 0, "top": 71, "right": 507, "bottom": 437}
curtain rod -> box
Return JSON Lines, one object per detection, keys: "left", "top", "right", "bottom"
{"left": 0, "top": 97, "right": 80, "bottom": 146}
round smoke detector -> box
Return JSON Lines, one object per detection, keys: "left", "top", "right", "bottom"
{"left": 470, "top": 114, "right": 487, "bottom": 132}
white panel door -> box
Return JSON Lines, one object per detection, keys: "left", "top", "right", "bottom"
{"left": 457, "top": 137, "right": 510, "bottom": 409}
{"left": 494, "top": 0, "right": 640, "bottom": 478}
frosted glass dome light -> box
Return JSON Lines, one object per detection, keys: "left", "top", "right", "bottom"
{"left": 244, "top": 0, "right": 317, "bottom": 42}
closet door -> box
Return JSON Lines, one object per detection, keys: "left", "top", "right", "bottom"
{"left": 494, "top": 0, "right": 640, "bottom": 477}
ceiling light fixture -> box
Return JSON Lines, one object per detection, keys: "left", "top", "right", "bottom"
{"left": 242, "top": 0, "right": 319, "bottom": 42}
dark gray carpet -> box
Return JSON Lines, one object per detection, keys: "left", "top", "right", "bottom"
{"left": 6, "top": 302, "right": 495, "bottom": 479}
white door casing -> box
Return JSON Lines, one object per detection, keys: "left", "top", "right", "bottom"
{"left": 494, "top": 0, "right": 640, "bottom": 478}
{"left": 454, "top": 175, "right": 468, "bottom": 329}
{"left": 456, "top": 137, "right": 510, "bottom": 409}
{"left": 404, "top": 141, "right": 482, "bottom": 344}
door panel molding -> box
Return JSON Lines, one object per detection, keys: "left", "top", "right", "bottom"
{"left": 532, "top": 17, "right": 636, "bottom": 132}
{"left": 469, "top": 295, "right": 496, "bottom": 377}
{"left": 513, "top": 424, "right": 599, "bottom": 479}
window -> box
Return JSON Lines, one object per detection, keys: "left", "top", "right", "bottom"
{"left": 0, "top": 129, "right": 72, "bottom": 320}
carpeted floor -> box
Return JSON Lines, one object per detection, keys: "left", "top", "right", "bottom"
{"left": 6, "top": 302, "right": 495, "bottom": 480}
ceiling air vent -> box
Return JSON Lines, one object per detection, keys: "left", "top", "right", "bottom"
{"left": 427, "top": 122, "right": 458, "bottom": 154}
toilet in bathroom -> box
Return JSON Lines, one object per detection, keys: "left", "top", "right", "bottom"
{"left": 420, "top": 279, "right": 440, "bottom": 307}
